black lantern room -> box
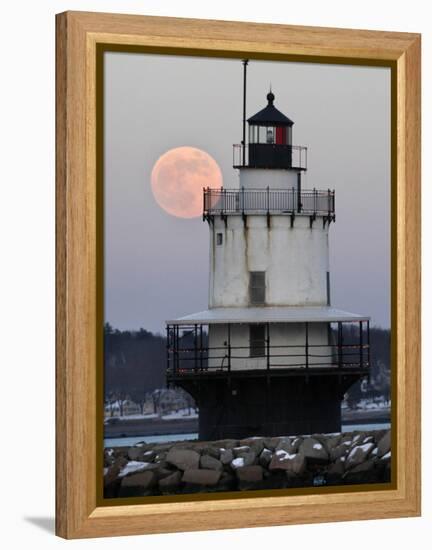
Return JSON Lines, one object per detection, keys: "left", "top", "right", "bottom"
{"left": 247, "top": 91, "right": 296, "bottom": 169}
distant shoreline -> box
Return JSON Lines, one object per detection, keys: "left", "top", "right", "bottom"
{"left": 104, "top": 409, "right": 390, "bottom": 439}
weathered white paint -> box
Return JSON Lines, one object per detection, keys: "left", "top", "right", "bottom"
{"left": 208, "top": 322, "right": 334, "bottom": 371}
{"left": 239, "top": 168, "right": 299, "bottom": 190}
{"left": 209, "top": 214, "right": 330, "bottom": 308}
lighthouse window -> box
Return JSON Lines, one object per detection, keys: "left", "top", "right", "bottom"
{"left": 249, "top": 271, "right": 266, "bottom": 304}
{"left": 250, "top": 325, "right": 266, "bottom": 357}
{"left": 216, "top": 232, "right": 223, "bottom": 246}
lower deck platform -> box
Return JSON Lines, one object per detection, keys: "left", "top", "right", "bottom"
{"left": 168, "top": 368, "right": 368, "bottom": 440}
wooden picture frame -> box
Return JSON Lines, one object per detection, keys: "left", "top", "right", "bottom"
{"left": 56, "top": 11, "right": 421, "bottom": 539}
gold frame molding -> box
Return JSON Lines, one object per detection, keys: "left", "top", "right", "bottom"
{"left": 56, "top": 11, "right": 421, "bottom": 539}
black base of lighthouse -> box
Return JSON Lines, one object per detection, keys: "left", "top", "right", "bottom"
{"left": 172, "top": 370, "right": 366, "bottom": 441}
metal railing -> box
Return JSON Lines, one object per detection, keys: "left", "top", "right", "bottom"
{"left": 203, "top": 187, "right": 335, "bottom": 218}
{"left": 166, "top": 321, "right": 370, "bottom": 377}
{"left": 233, "top": 144, "right": 307, "bottom": 170}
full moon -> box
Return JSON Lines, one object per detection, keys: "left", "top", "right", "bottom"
{"left": 150, "top": 146, "right": 223, "bottom": 218}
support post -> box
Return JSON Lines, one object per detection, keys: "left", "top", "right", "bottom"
{"left": 305, "top": 322, "right": 309, "bottom": 370}
{"left": 266, "top": 323, "right": 270, "bottom": 372}
{"left": 175, "top": 325, "right": 179, "bottom": 374}
{"left": 297, "top": 172, "right": 302, "bottom": 213}
{"left": 200, "top": 324, "right": 203, "bottom": 372}
{"left": 166, "top": 325, "right": 170, "bottom": 374}
{"left": 337, "top": 322, "right": 343, "bottom": 368}
{"left": 367, "top": 320, "right": 370, "bottom": 367}
{"left": 359, "top": 320, "right": 363, "bottom": 368}
{"left": 227, "top": 323, "right": 231, "bottom": 373}
{"left": 266, "top": 186, "right": 270, "bottom": 228}
{"left": 194, "top": 324, "right": 198, "bottom": 372}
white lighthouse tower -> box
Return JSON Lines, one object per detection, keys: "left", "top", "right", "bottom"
{"left": 166, "top": 71, "right": 371, "bottom": 441}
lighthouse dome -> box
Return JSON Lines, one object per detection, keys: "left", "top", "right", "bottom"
{"left": 247, "top": 91, "right": 294, "bottom": 127}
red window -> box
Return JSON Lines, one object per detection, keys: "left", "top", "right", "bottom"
{"left": 275, "top": 126, "right": 286, "bottom": 144}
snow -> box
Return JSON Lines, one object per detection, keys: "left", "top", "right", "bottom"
{"left": 357, "top": 442, "right": 374, "bottom": 453}
{"left": 233, "top": 446, "right": 250, "bottom": 452}
{"left": 106, "top": 413, "right": 159, "bottom": 421}
{"left": 343, "top": 440, "right": 352, "bottom": 446}
{"left": 347, "top": 442, "right": 374, "bottom": 460}
{"left": 103, "top": 467, "right": 109, "bottom": 476}
{"left": 106, "top": 448, "right": 114, "bottom": 456}
{"left": 161, "top": 409, "right": 199, "bottom": 420}
{"left": 276, "top": 449, "right": 296, "bottom": 461}
{"left": 231, "top": 458, "right": 245, "bottom": 469}
{"left": 313, "top": 443, "right": 323, "bottom": 450}
{"left": 381, "top": 451, "right": 391, "bottom": 460}
{"left": 118, "top": 461, "right": 153, "bottom": 478}
{"left": 340, "top": 456, "right": 346, "bottom": 462}
{"left": 371, "top": 448, "right": 378, "bottom": 456}
{"left": 355, "top": 398, "right": 392, "bottom": 411}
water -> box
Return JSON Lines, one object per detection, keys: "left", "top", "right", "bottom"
{"left": 342, "top": 422, "right": 390, "bottom": 432}
{"left": 104, "top": 433, "right": 198, "bottom": 448}
{"left": 104, "top": 422, "right": 390, "bottom": 448}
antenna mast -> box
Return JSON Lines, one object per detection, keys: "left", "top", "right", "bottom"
{"left": 242, "top": 59, "right": 249, "bottom": 167}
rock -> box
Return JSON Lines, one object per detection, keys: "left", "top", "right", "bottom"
{"left": 220, "top": 449, "right": 234, "bottom": 465}
{"left": 373, "top": 429, "right": 389, "bottom": 444}
{"left": 182, "top": 469, "right": 221, "bottom": 486}
{"left": 240, "top": 438, "right": 265, "bottom": 455}
{"left": 218, "top": 471, "right": 236, "bottom": 491}
{"left": 166, "top": 449, "right": 200, "bottom": 471}
{"left": 326, "top": 458, "right": 345, "bottom": 485}
{"left": 269, "top": 450, "right": 306, "bottom": 475}
{"left": 236, "top": 465, "right": 264, "bottom": 489}
{"left": 104, "top": 448, "right": 116, "bottom": 466}
{"left": 237, "top": 450, "right": 256, "bottom": 466}
{"left": 324, "top": 435, "right": 342, "bottom": 450}
{"left": 118, "top": 461, "right": 158, "bottom": 478}
{"left": 276, "top": 437, "right": 302, "bottom": 454}
{"left": 201, "top": 446, "right": 220, "bottom": 460}
{"left": 301, "top": 437, "right": 329, "bottom": 463}
{"left": 343, "top": 459, "right": 378, "bottom": 484}
{"left": 158, "top": 471, "right": 182, "bottom": 491}
{"left": 211, "top": 439, "right": 238, "bottom": 450}
{"left": 118, "top": 471, "right": 156, "bottom": 497}
{"left": 379, "top": 451, "right": 391, "bottom": 463}
{"left": 200, "top": 454, "right": 223, "bottom": 471}
{"left": 127, "top": 447, "right": 144, "bottom": 461}
{"left": 310, "top": 434, "right": 331, "bottom": 450}
{"left": 103, "top": 460, "right": 126, "bottom": 498}
{"left": 142, "top": 450, "right": 157, "bottom": 462}
{"left": 345, "top": 442, "right": 375, "bottom": 469}
{"left": 259, "top": 448, "right": 273, "bottom": 467}
{"left": 233, "top": 446, "right": 250, "bottom": 457}
{"left": 152, "top": 443, "right": 174, "bottom": 453}
{"left": 154, "top": 451, "right": 168, "bottom": 463}
{"left": 156, "top": 467, "right": 175, "bottom": 480}
{"left": 262, "top": 437, "right": 280, "bottom": 451}
{"left": 330, "top": 444, "right": 349, "bottom": 462}
{"left": 377, "top": 431, "right": 391, "bottom": 458}
{"left": 236, "top": 465, "right": 263, "bottom": 482}
{"left": 341, "top": 435, "right": 354, "bottom": 447}
{"left": 230, "top": 457, "right": 246, "bottom": 470}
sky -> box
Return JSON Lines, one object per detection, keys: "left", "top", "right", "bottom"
{"left": 104, "top": 52, "right": 391, "bottom": 334}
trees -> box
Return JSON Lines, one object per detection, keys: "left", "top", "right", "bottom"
{"left": 104, "top": 325, "right": 168, "bottom": 415}
{"left": 344, "top": 326, "right": 391, "bottom": 408}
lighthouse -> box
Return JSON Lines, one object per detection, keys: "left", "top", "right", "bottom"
{"left": 166, "top": 72, "right": 371, "bottom": 441}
